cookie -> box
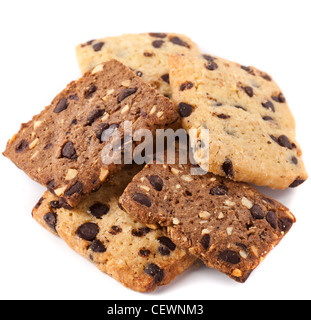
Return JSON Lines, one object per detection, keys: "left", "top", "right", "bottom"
{"left": 168, "top": 53, "right": 308, "bottom": 189}
{"left": 32, "top": 166, "right": 196, "bottom": 292}
{"left": 120, "top": 161, "right": 296, "bottom": 282}
{"left": 3, "top": 60, "right": 179, "bottom": 207}
{"left": 76, "top": 33, "right": 200, "bottom": 97}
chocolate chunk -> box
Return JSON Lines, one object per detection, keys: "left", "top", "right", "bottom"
{"left": 15, "top": 140, "right": 29, "bottom": 153}
{"left": 200, "top": 234, "right": 211, "bottom": 250}
{"left": 139, "top": 249, "right": 151, "bottom": 257}
{"left": 149, "top": 33, "right": 167, "bottom": 38}
{"left": 132, "top": 227, "right": 151, "bottom": 237}
{"left": 180, "top": 81, "right": 194, "bottom": 91}
{"left": 218, "top": 250, "right": 241, "bottom": 264}
{"left": 261, "top": 73, "right": 272, "bottom": 81}
{"left": 110, "top": 225, "right": 122, "bottom": 235}
{"left": 178, "top": 102, "right": 193, "bottom": 118}
{"left": 205, "top": 62, "right": 218, "bottom": 71}
{"left": 241, "top": 66, "right": 252, "bottom": 73}
{"left": 278, "top": 135, "right": 293, "bottom": 150}
{"left": 118, "top": 88, "right": 137, "bottom": 103}
{"left": 144, "top": 263, "right": 164, "bottom": 283}
{"left": 161, "top": 74, "right": 170, "bottom": 84}
{"left": 289, "top": 178, "right": 305, "bottom": 188}
{"left": 222, "top": 159, "right": 234, "bottom": 178}
{"left": 278, "top": 217, "right": 293, "bottom": 233}
{"left": 266, "top": 211, "right": 277, "bottom": 229}
{"left": 216, "top": 114, "right": 230, "bottom": 119}
{"left": 262, "top": 100, "right": 275, "bottom": 112}
{"left": 89, "top": 203, "right": 110, "bottom": 218}
{"left": 242, "top": 86, "right": 254, "bottom": 97}
{"left": 158, "top": 236, "right": 176, "bottom": 251}
{"left": 291, "top": 156, "right": 298, "bottom": 164}
{"left": 89, "top": 239, "right": 107, "bottom": 253}
{"left": 54, "top": 98, "right": 69, "bottom": 113}
{"left": 152, "top": 40, "right": 164, "bottom": 48}
{"left": 132, "top": 193, "right": 152, "bottom": 208}
{"left": 61, "top": 141, "right": 77, "bottom": 159}
{"left": 64, "top": 181, "right": 83, "bottom": 197}
{"left": 272, "top": 93, "right": 286, "bottom": 103}
{"left": 43, "top": 212, "right": 58, "bottom": 233}
{"left": 234, "top": 105, "right": 247, "bottom": 111}
{"left": 84, "top": 85, "right": 97, "bottom": 99}
{"left": 147, "top": 175, "right": 164, "bottom": 191}
{"left": 210, "top": 185, "right": 228, "bottom": 196}
{"left": 49, "top": 200, "right": 62, "bottom": 209}
{"left": 170, "top": 36, "right": 190, "bottom": 48}
{"left": 86, "top": 109, "right": 105, "bottom": 125}
{"left": 92, "top": 42, "right": 105, "bottom": 52}
{"left": 250, "top": 205, "right": 265, "bottom": 220}
{"left": 76, "top": 222, "right": 99, "bottom": 241}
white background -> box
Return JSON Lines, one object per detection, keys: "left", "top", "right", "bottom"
{"left": 0, "top": 0, "right": 310, "bottom": 300}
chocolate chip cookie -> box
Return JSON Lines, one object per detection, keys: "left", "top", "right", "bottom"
{"left": 76, "top": 33, "right": 200, "bottom": 97}
{"left": 168, "top": 53, "right": 308, "bottom": 189}
{"left": 4, "top": 60, "right": 179, "bottom": 207}
{"left": 32, "top": 166, "right": 196, "bottom": 292}
{"left": 120, "top": 162, "right": 296, "bottom": 282}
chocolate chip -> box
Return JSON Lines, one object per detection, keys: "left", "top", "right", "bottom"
{"left": 205, "top": 62, "right": 218, "bottom": 71}
{"left": 139, "top": 249, "right": 151, "bottom": 257}
{"left": 178, "top": 102, "right": 193, "bottom": 118}
{"left": 270, "top": 135, "right": 279, "bottom": 144}
{"left": 222, "top": 159, "right": 234, "bottom": 178}
{"left": 261, "top": 73, "right": 272, "bottom": 81}
{"left": 218, "top": 250, "right": 241, "bottom": 264}
{"left": 46, "top": 179, "right": 56, "bottom": 192}
{"left": 68, "top": 94, "right": 79, "bottom": 101}
{"left": 109, "top": 225, "right": 122, "bottom": 235}
{"left": 266, "top": 211, "right": 277, "bottom": 229}
{"left": 272, "top": 93, "right": 286, "bottom": 103}
{"left": 180, "top": 81, "right": 194, "bottom": 91}
{"left": 263, "top": 116, "right": 274, "bottom": 121}
{"left": 149, "top": 33, "right": 167, "bottom": 38}
{"left": 262, "top": 100, "right": 275, "bottom": 112}
{"left": 132, "top": 227, "right": 151, "bottom": 237}
{"left": 170, "top": 36, "right": 190, "bottom": 48}
{"left": 158, "top": 236, "right": 176, "bottom": 251}
{"left": 15, "top": 140, "right": 29, "bottom": 153}
{"left": 84, "top": 85, "right": 97, "bottom": 99}
{"left": 216, "top": 114, "right": 230, "bottom": 119}
{"left": 76, "top": 222, "right": 99, "bottom": 241}
{"left": 100, "top": 123, "right": 119, "bottom": 142}
{"left": 242, "top": 86, "right": 254, "bottom": 97}
{"left": 86, "top": 109, "right": 105, "bottom": 125}
{"left": 160, "top": 74, "right": 169, "bottom": 84}
{"left": 34, "top": 197, "right": 45, "bottom": 209}
{"left": 61, "top": 141, "right": 77, "bottom": 159}
{"left": 118, "top": 88, "right": 137, "bottom": 103}
{"left": 241, "top": 66, "right": 251, "bottom": 72}
{"left": 147, "top": 175, "right": 164, "bottom": 191}
{"left": 43, "top": 212, "right": 58, "bottom": 233}
{"left": 289, "top": 178, "right": 305, "bottom": 188}
{"left": 54, "top": 98, "right": 69, "bottom": 113}
{"left": 234, "top": 105, "right": 247, "bottom": 111}
{"left": 49, "top": 200, "right": 62, "bottom": 209}
{"left": 136, "top": 71, "right": 143, "bottom": 77}
{"left": 132, "top": 193, "right": 152, "bottom": 208}
{"left": 89, "top": 203, "right": 110, "bottom": 218}
{"left": 144, "top": 263, "right": 164, "bottom": 283}
{"left": 210, "top": 185, "right": 228, "bottom": 196}
{"left": 92, "top": 42, "right": 105, "bottom": 52}
{"left": 278, "top": 217, "right": 293, "bottom": 233}
{"left": 144, "top": 52, "right": 154, "bottom": 57}
{"left": 278, "top": 135, "right": 293, "bottom": 150}
{"left": 250, "top": 204, "right": 265, "bottom": 220}
{"left": 64, "top": 181, "right": 83, "bottom": 197}
{"left": 200, "top": 234, "right": 211, "bottom": 250}
{"left": 202, "top": 55, "right": 215, "bottom": 62}
{"left": 158, "top": 246, "right": 170, "bottom": 256}
{"left": 152, "top": 40, "right": 165, "bottom": 48}
{"left": 89, "top": 239, "right": 107, "bottom": 253}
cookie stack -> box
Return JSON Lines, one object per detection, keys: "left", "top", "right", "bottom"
{"left": 3, "top": 33, "right": 307, "bottom": 292}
